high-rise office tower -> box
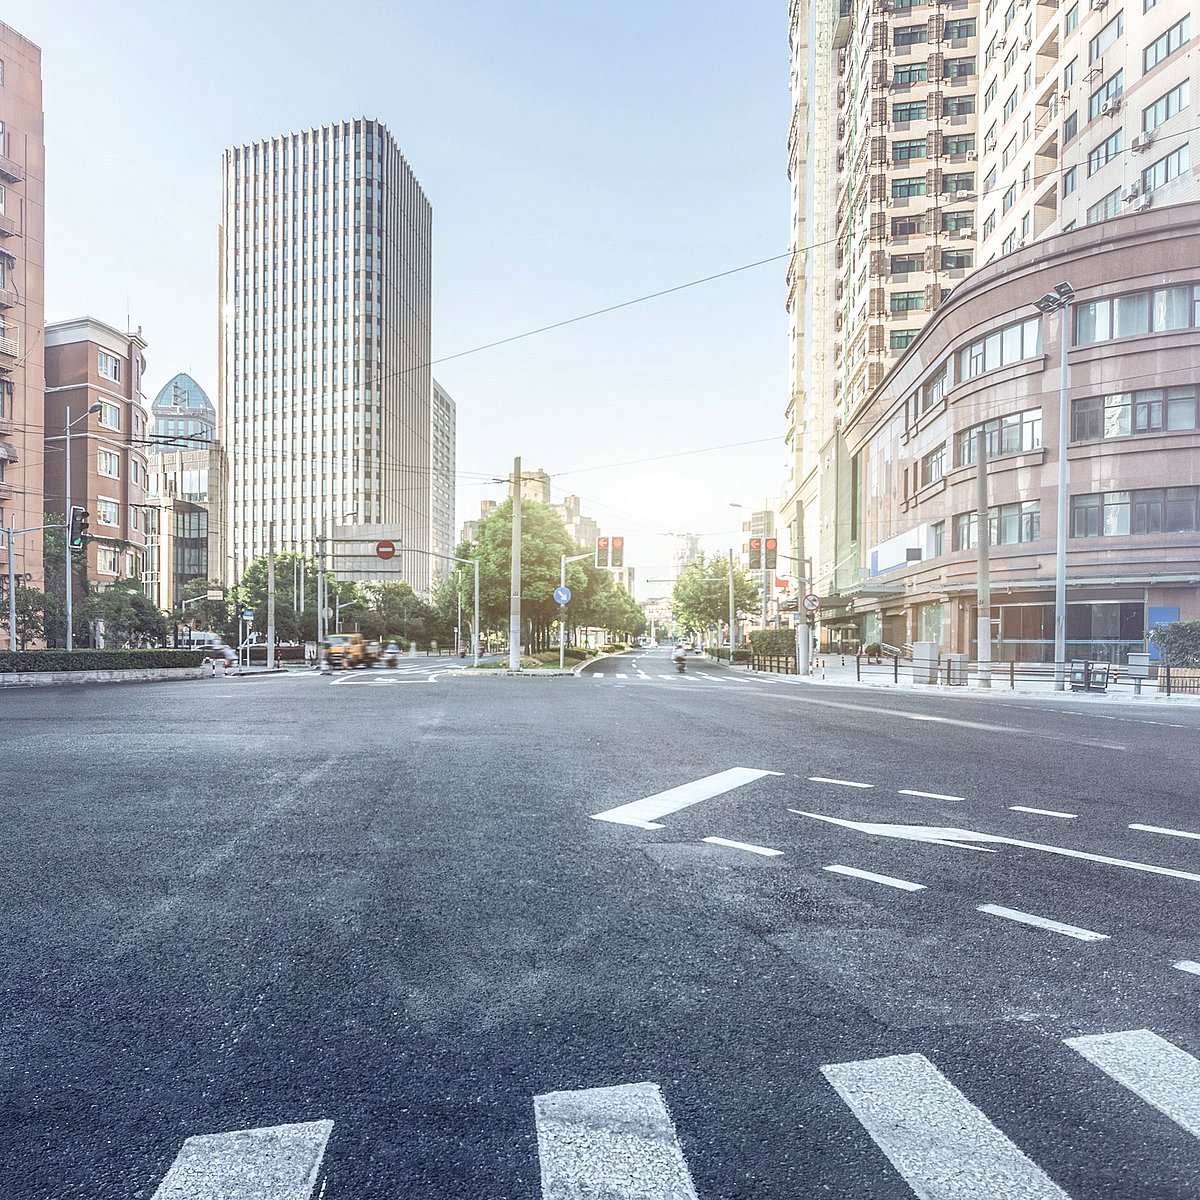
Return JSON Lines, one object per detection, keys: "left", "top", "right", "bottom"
{"left": 0, "top": 22, "right": 45, "bottom": 590}
{"left": 429, "top": 377, "right": 455, "bottom": 580}
{"left": 784, "top": 1, "right": 981, "bottom": 594}
{"left": 219, "top": 117, "right": 432, "bottom": 586}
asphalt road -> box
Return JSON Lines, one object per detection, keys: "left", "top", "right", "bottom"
{"left": 3, "top": 649, "right": 1200, "bottom": 1198}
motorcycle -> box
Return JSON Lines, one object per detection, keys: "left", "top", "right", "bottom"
{"left": 674, "top": 655, "right": 687, "bottom": 674}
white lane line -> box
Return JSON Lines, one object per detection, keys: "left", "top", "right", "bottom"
{"left": 898, "top": 789, "right": 964, "bottom": 802}
{"left": 593, "top": 672, "right": 605, "bottom": 678}
{"left": 978, "top": 903, "right": 1109, "bottom": 942}
{"left": 702, "top": 836, "right": 783, "bottom": 857}
{"left": 822, "top": 1053, "right": 1070, "bottom": 1200}
{"left": 825, "top": 864, "right": 925, "bottom": 891}
{"left": 1009, "top": 805, "right": 1078, "bottom": 819}
{"left": 151, "top": 1120, "right": 334, "bottom": 1200}
{"left": 657, "top": 674, "right": 675, "bottom": 680}
{"left": 615, "top": 673, "right": 629, "bottom": 679}
{"left": 809, "top": 776, "right": 874, "bottom": 789}
{"left": 534, "top": 1081, "right": 698, "bottom": 1200}
{"left": 1173, "top": 961, "right": 1200, "bottom": 977}
{"left": 591, "top": 767, "right": 783, "bottom": 830}
{"left": 1066, "top": 1028, "right": 1200, "bottom": 1139}
{"left": 1130, "top": 822, "right": 1200, "bottom": 842}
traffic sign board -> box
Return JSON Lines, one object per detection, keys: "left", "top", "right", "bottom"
{"left": 802, "top": 593, "right": 821, "bottom": 613}
{"left": 553, "top": 585, "right": 572, "bottom": 605}
{"left": 375, "top": 539, "right": 397, "bottom": 560}
{"left": 205, "top": 588, "right": 223, "bottom": 600}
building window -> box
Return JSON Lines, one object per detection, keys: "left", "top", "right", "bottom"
{"left": 1003, "top": 184, "right": 1017, "bottom": 212}
{"left": 1089, "top": 71, "right": 1124, "bottom": 119}
{"left": 923, "top": 365, "right": 949, "bottom": 410}
{"left": 891, "top": 291, "right": 926, "bottom": 313}
{"left": 944, "top": 95, "right": 976, "bottom": 116}
{"left": 96, "top": 498, "right": 119, "bottom": 526}
{"left": 1072, "top": 386, "right": 1199, "bottom": 441}
{"left": 97, "top": 351, "right": 121, "bottom": 382}
{"left": 1143, "top": 80, "right": 1190, "bottom": 132}
{"left": 957, "top": 408, "right": 1043, "bottom": 465}
{"left": 893, "top": 100, "right": 928, "bottom": 122}
{"left": 945, "top": 18, "right": 977, "bottom": 39}
{"left": 891, "top": 254, "right": 924, "bottom": 274}
{"left": 97, "top": 547, "right": 121, "bottom": 576}
{"left": 985, "top": 80, "right": 998, "bottom": 107}
{"left": 921, "top": 443, "right": 947, "bottom": 486}
{"left": 942, "top": 210, "right": 973, "bottom": 232}
{"left": 956, "top": 501, "right": 1041, "bottom": 549}
{"left": 1075, "top": 283, "right": 1199, "bottom": 343}
{"left": 1065, "top": 3, "right": 1080, "bottom": 34}
{"left": 891, "top": 329, "right": 919, "bottom": 350}
{"left": 1087, "top": 129, "right": 1124, "bottom": 175}
{"left": 97, "top": 400, "right": 120, "bottom": 430}
{"left": 959, "top": 318, "right": 1042, "bottom": 381}
{"left": 1003, "top": 89, "right": 1019, "bottom": 120}
{"left": 1142, "top": 144, "right": 1190, "bottom": 191}
{"left": 1085, "top": 188, "right": 1122, "bottom": 224}
{"left": 1089, "top": 13, "right": 1124, "bottom": 64}
{"left": 1063, "top": 59, "right": 1078, "bottom": 89}
{"left": 97, "top": 450, "right": 120, "bottom": 478}
{"left": 946, "top": 57, "right": 977, "bottom": 79}
{"left": 894, "top": 63, "right": 929, "bottom": 86}
{"left": 1143, "top": 17, "right": 1190, "bottom": 73}
{"left": 894, "top": 24, "right": 928, "bottom": 47}
{"left": 1063, "top": 111, "right": 1079, "bottom": 142}
{"left": 944, "top": 134, "right": 976, "bottom": 155}
{"left": 931, "top": 521, "right": 946, "bottom": 557}
{"left": 942, "top": 250, "right": 974, "bottom": 270}
{"left": 892, "top": 177, "right": 928, "bottom": 199}
{"left": 1073, "top": 488, "right": 1199, "bottom": 537}
{"left": 893, "top": 138, "right": 927, "bottom": 162}
{"left": 892, "top": 213, "right": 928, "bottom": 236}
{"left": 943, "top": 172, "right": 975, "bottom": 193}
{"left": 1063, "top": 166, "right": 1078, "bottom": 197}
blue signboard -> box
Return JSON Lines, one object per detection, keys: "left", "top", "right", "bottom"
{"left": 1147, "top": 606, "right": 1179, "bottom": 661}
{"left": 553, "top": 586, "right": 571, "bottom": 606}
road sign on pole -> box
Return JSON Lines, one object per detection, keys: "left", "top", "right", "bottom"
{"left": 553, "top": 585, "right": 571, "bottom": 605}
{"left": 375, "top": 539, "right": 397, "bottom": 560}
{"left": 802, "top": 593, "right": 821, "bottom": 614}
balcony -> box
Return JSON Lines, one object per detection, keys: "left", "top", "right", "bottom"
{"left": 0, "top": 326, "right": 18, "bottom": 358}
{"left": 0, "top": 153, "right": 23, "bottom": 184}
{"left": 0, "top": 212, "right": 16, "bottom": 237}
{"left": 0, "top": 286, "right": 17, "bottom": 310}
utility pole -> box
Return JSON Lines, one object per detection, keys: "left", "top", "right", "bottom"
{"left": 472, "top": 557, "right": 480, "bottom": 668}
{"left": 65, "top": 405, "right": 74, "bottom": 651}
{"left": 316, "top": 533, "right": 327, "bottom": 649}
{"left": 267, "top": 521, "right": 276, "bottom": 671}
{"left": 728, "top": 549, "right": 736, "bottom": 651}
{"left": 975, "top": 432, "right": 992, "bottom": 689}
{"left": 509, "top": 455, "right": 522, "bottom": 670}
{"left": 5, "top": 512, "right": 15, "bottom": 651}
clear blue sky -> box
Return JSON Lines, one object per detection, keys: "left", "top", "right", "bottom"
{"left": 8, "top": 0, "right": 790, "bottom": 586}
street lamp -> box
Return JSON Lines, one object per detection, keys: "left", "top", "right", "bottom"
{"left": 1033, "top": 281, "right": 1075, "bottom": 690}
{"left": 64, "top": 403, "right": 102, "bottom": 651}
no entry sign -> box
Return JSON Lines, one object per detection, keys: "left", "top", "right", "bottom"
{"left": 376, "top": 540, "right": 397, "bottom": 560}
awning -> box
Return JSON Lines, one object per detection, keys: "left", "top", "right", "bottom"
{"left": 0, "top": 440, "right": 18, "bottom": 462}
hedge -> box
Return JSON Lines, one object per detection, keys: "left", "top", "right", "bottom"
{"left": 747, "top": 629, "right": 797, "bottom": 656}
{"left": 1150, "top": 621, "right": 1200, "bottom": 667}
{"left": 0, "top": 649, "right": 205, "bottom": 674}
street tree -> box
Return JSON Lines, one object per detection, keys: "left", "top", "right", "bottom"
{"left": 672, "top": 554, "right": 760, "bottom": 642}
{"left": 82, "top": 581, "right": 168, "bottom": 647}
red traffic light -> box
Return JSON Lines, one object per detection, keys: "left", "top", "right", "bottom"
{"left": 765, "top": 537, "right": 778, "bottom": 571}
{"left": 611, "top": 536, "right": 625, "bottom": 568}
{"left": 748, "top": 536, "right": 762, "bottom": 570}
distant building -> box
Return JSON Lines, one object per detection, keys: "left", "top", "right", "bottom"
{"left": 613, "top": 565, "right": 636, "bottom": 599}
{"left": 460, "top": 499, "right": 496, "bottom": 547}
{"left": 149, "top": 372, "right": 216, "bottom": 452}
{"left": 674, "top": 533, "right": 701, "bottom": 571}
{"left": 43, "top": 317, "right": 151, "bottom": 585}
{"left": 511, "top": 467, "right": 551, "bottom": 503}
{"left": 0, "top": 21, "right": 45, "bottom": 590}
{"left": 430, "top": 378, "right": 456, "bottom": 580}
{"left": 555, "top": 494, "right": 600, "bottom": 547}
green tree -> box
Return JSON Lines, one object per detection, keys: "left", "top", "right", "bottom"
{"left": 672, "top": 554, "right": 760, "bottom": 643}
{"left": 41, "top": 513, "right": 90, "bottom": 647}
{"left": 359, "top": 580, "right": 433, "bottom": 644}
{"left": 171, "top": 578, "right": 236, "bottom": 644}
{"left": 0, "top": 585, "right": 46, "bottom": 650}
{"left": 237, "top": 553, "right": 322, "bottom": 642}
{"left": 82, "top": 580, "right": 168, "bottom": 648}
{"left": 1150, "top": 621, "right": 1200, "bottom": 667}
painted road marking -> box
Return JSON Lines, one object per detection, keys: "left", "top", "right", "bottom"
{"left": 1130, "top": 823, "right": 1200, "bottom": 842}
{"left": 591, "top": 768, "right": 783, "bottom": 830}
{"left": 825, "top": 864, "right": 925, "bottom": 891}
{"left": 151, "top": 1120, "right": 333, "bottom": 1200}
{"left": 593, "top": 672, "right": 604, "bottom": 678}
{"left": 534, "top": 1081, "right": 698, "bottom": 1200}
{"left": 615, "top": 673, "right": 629, "bottom": 679}
{"left": 790, "top": 812, "right": 1200, "bottom": 883}
{"left": 822, "top": 1053, "right": 1069, "bottom": 1200}
{"left": 1010, "top": 805, "right": 1078, "bottom": 819}
{"left": 809, "top": 776, "right": 874, "bottom": 789}
{"left": 702, "top": 836, "right": 783, "bottom": 857}
{"left": 978, "top": 903, "right": 1109, "bottom": 942}
{"left": 657, "top": 674, "right": 675, "bottom": 680}
{"left": 898, "top": 789, "right": 964, "bottom": 802}
{"left": 1173, "top": 961, "right": 1200, "bottom": 977}
{"left": 1066, "top": 1029, "right": 1200, "bottom": 1139}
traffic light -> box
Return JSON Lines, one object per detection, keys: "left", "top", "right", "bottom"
{"left": 595, "top": 536, "right": 610, "bottom": 568}
{"left": 68, "top": 506, "right": 90, "bottom": 549}
{"left": 748, "top": 536, "right": 762, "bottom": 571}
{"left": 610, "top": 536, "right": 624, "bottom": 569}
{"left": 765, "top": 537, "right": 778, "bottom": 572}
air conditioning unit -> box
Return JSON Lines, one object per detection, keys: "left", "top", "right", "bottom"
{"left": 1131, "top": 131, "right": 1154, "bottom": 153}
{"left": 1123, "top": 181, "right": 1141, "bottom": 202}
{"left": 997, "top": 37, "right": 1007, "bottom": 49}
{"left": 1136, "top": 193, "right": 1153, "bottom": 211}
{"left": 984, "top": 137, "right": 997, "bottom": 151}
{"left": 1100, "top": 97, "right": 1121, "bottom": 117}
{"left": 966, "top": 151, "right": 978, "bottom": 159}
{"left": 1094, "top": 0, "right": 1109, "bottom": 10}
{"left": 1020, "top": 38, "right": 1031, "bottom": 50}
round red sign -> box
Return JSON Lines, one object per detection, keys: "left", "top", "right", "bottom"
{"left": 376, "top": 539, "right": 397, "bottom": 560}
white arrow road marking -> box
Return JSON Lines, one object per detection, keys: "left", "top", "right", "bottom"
{"left": 591, "top": 768, "right": 783, "bottom": 830}
{"left": 534, "top": 1081, "right": 698, "bottom": 1200}
{"left": 790, "top": 811, "right": 1200, "bottom": 882}
{"left": 1066, "top": 1029, "right": 1200, "bottom": 1138}
{"left": 151, "top": 1120, "right": 333, "bottom": 1200}
{"left": 702, "top": 836, "right": 783, "bottom": 857}
{"left": 978, "top": 903, "right": 1109, "bottom": 942}
{"left": 822, "top": 1053, "right": 1070, "bottom": 1200}
{"left": 825, "top": 864, "right": 926, "bottom": 891}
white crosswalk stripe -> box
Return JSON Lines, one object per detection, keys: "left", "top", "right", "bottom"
{"left": 151, "top": 1120, "right": 333, "bottom": 1199}
{"left": 534, "top": 1081, "right": 698, "bottom": 1199}
{"left": 822, "top": 1053, "right": 1071, "bottom": 1199}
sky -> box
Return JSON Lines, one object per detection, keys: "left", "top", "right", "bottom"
{"left": 6, "top": 0, "right": 791, "bottom": 590}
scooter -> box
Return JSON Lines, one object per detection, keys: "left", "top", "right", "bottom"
{"left": 674, "top": 656, "right": 687, "bottom": 674}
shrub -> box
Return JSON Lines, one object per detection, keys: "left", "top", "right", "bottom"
{"left": 863, "top": 642, "right": 882, "bottom": 657}
{"left": 732, "top": 648, "right": 752, "bottom": 664}
{"left": 519, "top": 655, "right": 542, "bottom": 669}
{"left": 0, "top": 649, "right": 205, "bottom": 674}
{"left": 747, "top": 629, "right": 797, "bottom": 656}
{"left": 1150, "top": 621, "right": 1200, "bottom": 666}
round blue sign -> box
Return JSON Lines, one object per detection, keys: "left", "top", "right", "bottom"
{"left": 553, "top": 586, "right": 572, "bottom": 605}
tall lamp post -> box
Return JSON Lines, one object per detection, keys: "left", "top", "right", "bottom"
{"left": 1033, "top": 281, "right": 1075, "bottom": 690}
{"left": 63, "top": 403, "right": 102, "bottom": 651}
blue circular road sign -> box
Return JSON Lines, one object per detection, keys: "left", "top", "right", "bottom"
{"left": 553, "top": 586, "right": 572, "bottom": 605}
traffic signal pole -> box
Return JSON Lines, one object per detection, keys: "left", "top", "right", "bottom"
{"left": 509, "top": 456, "right": 522, "bottom": 671}
{"left": 65, "top": 405, "right": 75, "bottom": 651}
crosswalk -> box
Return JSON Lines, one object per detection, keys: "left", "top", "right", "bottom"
{"left": 588, "top": 669, "right": 758, "bottom": 684}
{"left": 140, "top": 1027, "right": 1199, "bottom": 1197}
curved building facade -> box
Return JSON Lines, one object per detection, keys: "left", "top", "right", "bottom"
{"left": 150, "top": 372, "right": 216, "bottom": 451}
{"left": 835, "top": 201, "right": 1200, "bottom": 663}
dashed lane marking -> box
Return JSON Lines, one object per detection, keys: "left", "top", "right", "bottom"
{"left": 1009, "top": 805, "right": 1078, "bottom": 819}
{"left": 1130, "top": 823, "right": 1200, "bottom": 842}
{"left": 822, "top": 1052, "right": 1071, "bottom": 1200}
{"left": 590, "top": 767, "right": 783, "bottom": 830}
{"left": 1173, "top": 960, "right": 1200, "bottom": 976}
{"left": 808, "top": 776, "right": 874, "bottom": 789}
{"left": 977, "top": 903, "right": 1109, "bottom": 942}
{"left": 702, "top": 836, "right": 783, "bottom": 857}
{"left": 151, "top": 1120, "right": 333, "bottom": 1200}
{"left": 899, "top": 788, "right": 964, "bottom": 802}
{"left": 824, "top": 864, "right": 925, "bottom": 891}
{"left": 533, "top": 1081, "right": 699, "bottom": 1200}
{"left": 1066, "top": 1029, "right": 1200, "bottom": 1139}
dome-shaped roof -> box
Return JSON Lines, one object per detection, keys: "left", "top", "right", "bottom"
{"left": 152, "top": 372, "right": 215, "bottom": 416}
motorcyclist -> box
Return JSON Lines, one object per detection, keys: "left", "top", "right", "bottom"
{"left": 672, "top": 642, "right": 688, "bottom": 670}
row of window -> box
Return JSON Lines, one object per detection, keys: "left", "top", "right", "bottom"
{"left": 894, "top": 58, "right": 977, "bottom": 85}
{"left": 892, "top": 96, "right": 976, "bottom": 122}
{"left": 890, "top": 250, "right": 974, "bottom": 274}
{"left": 1074, "top": 283, "right": 1200, "bottom": 345}
{"left": 892, "top": 172, "right": 974, "bottom": 198}
{"left": 1072, "top": 386, "right": 1198, "bottom": 442}
{"left": 958, "top": 317, "right": 1041, "bottom": 382}
{"left": 1072, "top": 487, "right": 1200, "bottom": 538}
{"left": 892, "top": 134, "right": 977, "bottom": 161}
